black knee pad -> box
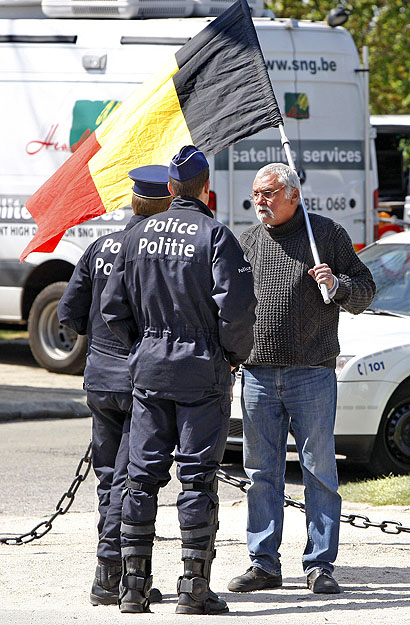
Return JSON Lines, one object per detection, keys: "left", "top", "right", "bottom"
{"left": 181, "top": 475, "right": 218, "bottom": 495}
{"left": 120, "top": 521, "right": 155, "bottom": 540}
{"left": 125, "top": 477, "right": 160, "bottom": 495}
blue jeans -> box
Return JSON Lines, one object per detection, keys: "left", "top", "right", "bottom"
{"left": 242, "top": 365, "right": 341, "bottom": 576}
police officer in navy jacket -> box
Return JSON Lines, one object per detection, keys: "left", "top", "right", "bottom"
{"left": 57, "top": 165, "right": 172, "bottom": 606}
{"left": 101, "top": 146, "right": 256, "bottom": 615}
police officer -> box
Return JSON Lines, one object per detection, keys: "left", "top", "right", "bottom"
{"left": 57, "top": 165, "right": 172, "bottom": 606}
{"left": 101, "top": 146, "right": 257, "bottom": 615}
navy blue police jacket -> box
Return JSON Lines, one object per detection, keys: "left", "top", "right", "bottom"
{"left": 58, "top": 214, "right": 146, "bottom": 392}
{"left": 101, "top": 197, "right": 256, "bottom": 398}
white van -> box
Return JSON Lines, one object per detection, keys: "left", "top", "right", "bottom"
{"left": 0, "top": 8, "right": 378, "bottom": 373}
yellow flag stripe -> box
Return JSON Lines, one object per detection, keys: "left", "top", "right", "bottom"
{"left": 90, "top": 55, "right": 192, "bottom": 213}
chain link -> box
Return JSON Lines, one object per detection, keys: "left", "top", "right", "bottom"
{"left": 1, "top": 446, "right": 409, "bottom": 544}
{"left": 216, "top": 470, "right": 410, "bottom": 536}
{"left": 0, "top": 442, "right": 92, "bottom": 546}
{"left": 217, "top": 470, "right": 249, "bottom": 493}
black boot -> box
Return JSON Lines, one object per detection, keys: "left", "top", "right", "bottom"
{"left": 119, "top": 556, "right": 152, "bottom": 613}
{"left": 90, "top": 560, "right": 162, "bottom": 606}
{"left": 177, "top": 480, "right": 228, "bottom": 614}
{"left": 90, "top": 561, "right": 121, "bottom": 606}
{"left": 176, "top": 558, "right": 228, "bottom": 615}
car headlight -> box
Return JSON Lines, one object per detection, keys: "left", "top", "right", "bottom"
{"left": 335, "top": 355, "right": 354, "bottom": 378}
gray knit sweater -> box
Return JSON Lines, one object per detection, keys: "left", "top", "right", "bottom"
{"left": 240, "top": 206, "right": 376, "bottom": 369}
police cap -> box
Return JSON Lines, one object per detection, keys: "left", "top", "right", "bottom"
{"left": 169, "top": 145, "right": 209, "bottom": 182}
{"left": 128, "top": 165, "right": 172, "bottom": 199}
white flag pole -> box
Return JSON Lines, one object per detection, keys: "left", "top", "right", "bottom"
{"left": 279, "top": 124, "right": 330, "bottom": 304}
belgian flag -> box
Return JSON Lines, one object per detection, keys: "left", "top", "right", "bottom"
{"left": 20, "top": 0, "right": 283, "bottom": 261}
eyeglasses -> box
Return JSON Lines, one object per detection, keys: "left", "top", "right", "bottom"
{"left": 249, "top": 186, "right": 286, "bottom": 202}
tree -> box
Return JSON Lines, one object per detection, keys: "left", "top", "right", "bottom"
{"left": 265, "top": 1, "right": 410, "bottom": 115}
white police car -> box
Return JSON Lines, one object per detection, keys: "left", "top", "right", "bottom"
{"left": 227, "top": 230, "right": 410, "bottom": 475}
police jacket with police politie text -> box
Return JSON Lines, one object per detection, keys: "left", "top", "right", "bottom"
{"left": 58, "top": 214, "right": 146, "bottom": 392}
{"left": 101, "top": 197, "right": 257, "bottom": 397}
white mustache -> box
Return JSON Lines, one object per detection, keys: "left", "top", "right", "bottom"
{"left": 256, "top": 204, "right": 274, "bottom": 222}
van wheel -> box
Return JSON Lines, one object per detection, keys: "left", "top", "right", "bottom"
{"left": 368, "top": 388, "right": 410, "bottom": 475}
{"left": 28, "top": 282, "right": 87, "bottom": 375}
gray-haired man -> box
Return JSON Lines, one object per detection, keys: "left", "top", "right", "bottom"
{"left": 228, "top": 163, "right": 375, "bottom": 595}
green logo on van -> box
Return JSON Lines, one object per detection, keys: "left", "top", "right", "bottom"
{"left": 70, "top": 100, "right": 121, "bottom": 152}
{"left": 285, "top": 93, "right": 309, "bottom": 119}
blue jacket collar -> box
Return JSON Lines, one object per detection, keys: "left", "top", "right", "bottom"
{"left": 124, "top": 213, "right": 148, "bottom": 231}
{"left": 170, "top": 196, "right": 214, "bottom": 219}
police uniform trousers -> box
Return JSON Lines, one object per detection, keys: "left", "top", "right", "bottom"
{"left": 87, "top": 390, "right": 132, "bottom": 563}
{"left": 121, "top": 386, "right": 231, "bottom": 557}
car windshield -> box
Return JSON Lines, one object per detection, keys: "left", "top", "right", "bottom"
{"left": 359, "top": 242, "right": 410, "bottom": 316}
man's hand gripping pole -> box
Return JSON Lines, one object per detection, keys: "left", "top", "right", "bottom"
{"left": 278, "top": 125, "right": 330, "bottom": 304}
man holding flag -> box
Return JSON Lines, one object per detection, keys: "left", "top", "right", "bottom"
{"left": 228, "top": 163, "right": 375, "bottom": 595}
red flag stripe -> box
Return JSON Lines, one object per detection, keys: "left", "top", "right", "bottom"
{"left": 22, "top": 133, "right": 104, "bottom": 258}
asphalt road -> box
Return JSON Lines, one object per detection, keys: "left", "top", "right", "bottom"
{"left": 0, "top": 338, "right": 251, "bottom": 518}
{"left": 0, "top": 337, "right": 372, "bottom": 519}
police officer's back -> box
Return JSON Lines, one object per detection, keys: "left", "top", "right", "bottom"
{"left": 57, "top": 165, "right": 172, "bottom": 607}
{"left": 101, "top": 146, "right": 256, "bottom": 615}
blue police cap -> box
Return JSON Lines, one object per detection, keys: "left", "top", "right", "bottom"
{"left": 128, "top": 165, "right": 172, "bottom": 199}
{"left": 169, "top": 145, "right": 209, "bottom": 182}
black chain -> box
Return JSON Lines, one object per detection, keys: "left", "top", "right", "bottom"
{"left": 216, "top": 470, "right": 410, "bottom": 536}
{"left": 2, "top": 447, "right": 409, "bottom": 544}
{"left": 0, "top": 442, "right": 92, "bottom": 546}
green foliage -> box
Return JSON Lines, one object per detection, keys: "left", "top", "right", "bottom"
{"left": 265, "top": 1, "right": 410, "bottom": 115}
{"left": 339, "top": 474, "right": 410, "bottom": 505}
{"left": 399, "top": 138, "right": 410, "bottom": 170}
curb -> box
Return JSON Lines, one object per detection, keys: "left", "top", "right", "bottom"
{"left": 0, "top": 401, "right": 90, "bottom": 421}
{"left": 0, "top": 389, "right": 90, "bottom": 421}
{"left": 0, "top": 338, "right": 90, "bottom": 421}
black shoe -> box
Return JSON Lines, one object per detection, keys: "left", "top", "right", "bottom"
{"left": 119, "top": 580, "right": 152, "bottom": 613}
{"left": 118, "top": 556, "right": 156, "bottom": 613}
{"left": 228, "top": 566, "right": 282, "bottom": 593}
{"left": 90, "top": 583, "right": 162, "bottom": 607}
{"left": 90, "top": 562, "right": 121, "bottom": 606}
{"left": 90, "top": 564, "right": 162, "bottom": 606}
{"left": 176, "top": 577, "right": 229, "bottom": 615}
{"left": 90, "top": 582, "right": 118, "bottom": 606}
{"left": 176, "top": 591, "right": 228, "bottom": 615}
{"left": 149, "top": 587, "right": 163, "bottom": 603}
{"left": 307, "top": 568, "right": 341, "bottom": 594}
